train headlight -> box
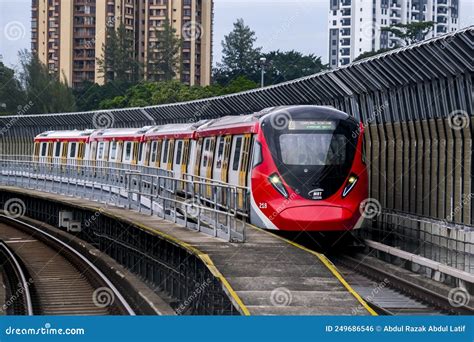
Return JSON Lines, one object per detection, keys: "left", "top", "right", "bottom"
{"left": 269, "top": 173, "right": 289, "bottom": 199}
{"left": 342, "top": 174, "right": 358, "bottom": 198}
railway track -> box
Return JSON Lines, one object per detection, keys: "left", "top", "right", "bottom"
{"left": 0, "top": 215, "right": 135, "bottom": 316}
{"left": 331, "top": 254, "right": 474, "bottom": 316}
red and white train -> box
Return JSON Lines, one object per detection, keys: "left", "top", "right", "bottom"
{"left": 34, "top": 106, "right": 368, "bottom": 232}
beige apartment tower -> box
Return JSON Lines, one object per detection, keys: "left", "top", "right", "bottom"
{"left": 31, "top": 0, "right": 213, "bottom": 88}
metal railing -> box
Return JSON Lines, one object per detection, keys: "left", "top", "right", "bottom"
{"left": 0, "top": 155, "right": 247, "bottom": 242}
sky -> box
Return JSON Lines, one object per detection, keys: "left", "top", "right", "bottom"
{"left": 0, "top": 0, "right": 473, "bottom": 70}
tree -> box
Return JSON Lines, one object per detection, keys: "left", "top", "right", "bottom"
{"left": 147, "top": 19, "right": 182, "bottom": 82}
{"left": 97, "top": 77, "right": 258, "bottom": 110}
{"left": 353, "top": 48, "right": 395, "bottom": 62}
{"left": 97, "top": 23, "right": 142, "bottom": 83}
{"left": 19, "top": 50, "right": 75, "bottom": 114}
{"left": 215, "top": 19, "right": 262, "bottom": 84}
{"left": 263, "top": 50, "right": 327, "bottom": 85}
{"left": 381, "top": 22, "right": 435, "bottom": 46}
{"left": 73, "top": 80, "right": 132, "bottom": 112}
{"left": 0, "top": 62, "right": 26, "bottom": 115}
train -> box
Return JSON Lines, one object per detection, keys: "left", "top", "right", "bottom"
{"left": 33, "top": 105, "right": 368, "bottom": 232}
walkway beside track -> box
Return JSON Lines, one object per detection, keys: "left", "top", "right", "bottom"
{"left": 0, "top": 186, "right": 376, "bottom": 316}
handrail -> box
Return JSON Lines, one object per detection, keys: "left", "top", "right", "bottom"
{"left": 0, "top": 155, "right": 247, "bottom": 242}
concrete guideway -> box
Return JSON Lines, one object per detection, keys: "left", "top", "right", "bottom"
{"left": 0, "top": 186, "right": 376, "bottom": 316}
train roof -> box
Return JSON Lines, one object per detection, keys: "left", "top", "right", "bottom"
{"left": 89, "top": 127, "right": 153, "bottom": 141}
{"left": 34, "top": 130, "right": 95, "bottom": 142}
{"left": 144, "top": 121, "right": 209, "bottom": 140}
{"left": 195, "top": 114, "right": 259, "bottom": 137}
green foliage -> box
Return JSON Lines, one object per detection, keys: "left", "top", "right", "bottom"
{"left": 73, "top": 80, "right": 132, "bottom": 112}
{"left": 97, "top": 23, "right": 142, "bottom": 83}
{"left": 263, "top": 50, "right": 327, "bottom": 85}
{"left": 19, "top": 50, "right": 75, "bottom": 114}
{"left": 0, "top": 62, "right": 26, "bottom": 115}
{"left": 98, "top": 76, "right": 258, "bottom": 109}
{"left": 353, "top": 48, "right": 395, "bottom": 62}
{"left": 381, "top": 21, "right": 435, "bottom": 46}
{"left": 214, "top": 19, "right": 326, "bottom": 86}
{"left": 215, "top": 18, "right": 262, "bottom": 84}
{"left": 147, "top": 19, "right": 182, "bottom": 82}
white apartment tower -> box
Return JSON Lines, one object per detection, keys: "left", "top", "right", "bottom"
{"left": 328, "top": 0, "right": 460, "bottom": 68}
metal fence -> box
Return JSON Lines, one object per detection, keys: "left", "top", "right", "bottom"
{"left": 0, "top": 156, "right": 247, "bottom": 242}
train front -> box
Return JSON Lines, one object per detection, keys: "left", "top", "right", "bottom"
{"left": 250, "top": 106, "right": 368, "bottom": 231}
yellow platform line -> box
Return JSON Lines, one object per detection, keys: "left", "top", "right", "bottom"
{"left": 93, "top": 211, "right": 252, "bottom": 317}
{"left": 249, "top": 224, "right": 378, "bottom": 316}
{"left": 0, "top": 186, "right": 251, "bottom": 316}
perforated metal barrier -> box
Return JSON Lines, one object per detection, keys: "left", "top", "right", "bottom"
{"left": 0, "top": 27, "right": 472, "bottom": 231}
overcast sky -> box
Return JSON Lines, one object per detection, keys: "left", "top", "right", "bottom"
{"left": 0, "top": 0, "right": 473, "bottom": 70}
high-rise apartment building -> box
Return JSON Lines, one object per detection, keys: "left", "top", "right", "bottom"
{"left": 31, "top": 0, "right": 213, "bottom": 88}
{"left": 328, "top": 0, "right": 460, "bottom": 68}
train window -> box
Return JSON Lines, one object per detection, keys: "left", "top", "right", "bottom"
{"left": 150, "top": 141, "right": 157, "bottom": 163}
{"left": 162, "top": 140, "right": 169, "bottom": 164}
{"left": 232, "top": 137, "right": 242, "bottom": 171}
{"left": 215, "top": 137, "right": 224, "bottom": 169}
{"left": 97, "top": 142, "right": 105, "bottom": 160}
{"left": 40, "top": 143, "right": 47, "bottom": 157}
{"left": 54, "top": 143, "right": 61, "bottom": 157}
{"left": 124, "top": 142, "right": 132, "bottom": 161}
{"left": 109, "top": 141, "right": 117, "bottom": 161}
{"left": 279, "top": 134, "right": 347, "bottom": 165}
{"left": 202, "top": 138, "right": 211, "bottom": 167}
{"left": 252, "top": 141, "right": 263, "bottom": 168}
{"left": 69, "top": 142, "right": 77, "bottom": 158}
{"left": 175, "top": 140, "right": 183, "bottom": 165}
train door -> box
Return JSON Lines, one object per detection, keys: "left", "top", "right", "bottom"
{"left": 53, "top": 141, "right": 62, "bottom": 165}
{"left": 38, "top": 142, "right": 49, "bottom": 164}
{"left": 96, "top": 141, "right": 106, "bottom": 167}
{"left": 149, "top": 140, "right": 161, "bottom": 168}
{"left": 228, "top": 134, "right": 251, "bottom": 210}
{"left": 137, "top": 141, "right": 146, "bottom": 166}
{"left": 212, "top": 136, "right": 225, "bottom": 181}
{"left": 122, "top": 141, "right": 133, "bottom": 164}
{"left": 67, "top": 142, "right": 78, "bottom": 166}
{"left": 173, "top": 140, "right": 184, "bottom": 179}
{"left": 161, "top": 139, "right": 170, "bottom": 170}
{"left": 228, "top": 135, "right": 243, "bottom": 186}
{"left": 109, "top": 141, "right": 118, "bottom": 163}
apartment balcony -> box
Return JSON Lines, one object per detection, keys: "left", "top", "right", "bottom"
{"left": 340, "top": 19, "right": 351, "bottom": 26}
{"left": 390, "top": 1, "right": 401, "bottom": 8}
{"left": 341, "top": 9, "right": 351, "bottom": 16}
{"left": 341, "top": 0, "right": 351, "bottom": 6}
{"left": 340, "top": 38, "right": 351, "bottom": 46}
{"left": 340, "top": 29, "right": 351, "bottom": 36}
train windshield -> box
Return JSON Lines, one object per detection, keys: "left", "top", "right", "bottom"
{"left": 262, "top": 110, "right": 359, "bottom": 200}
{"left": 279, "top": 134, "right": 347, "bottom": 166}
